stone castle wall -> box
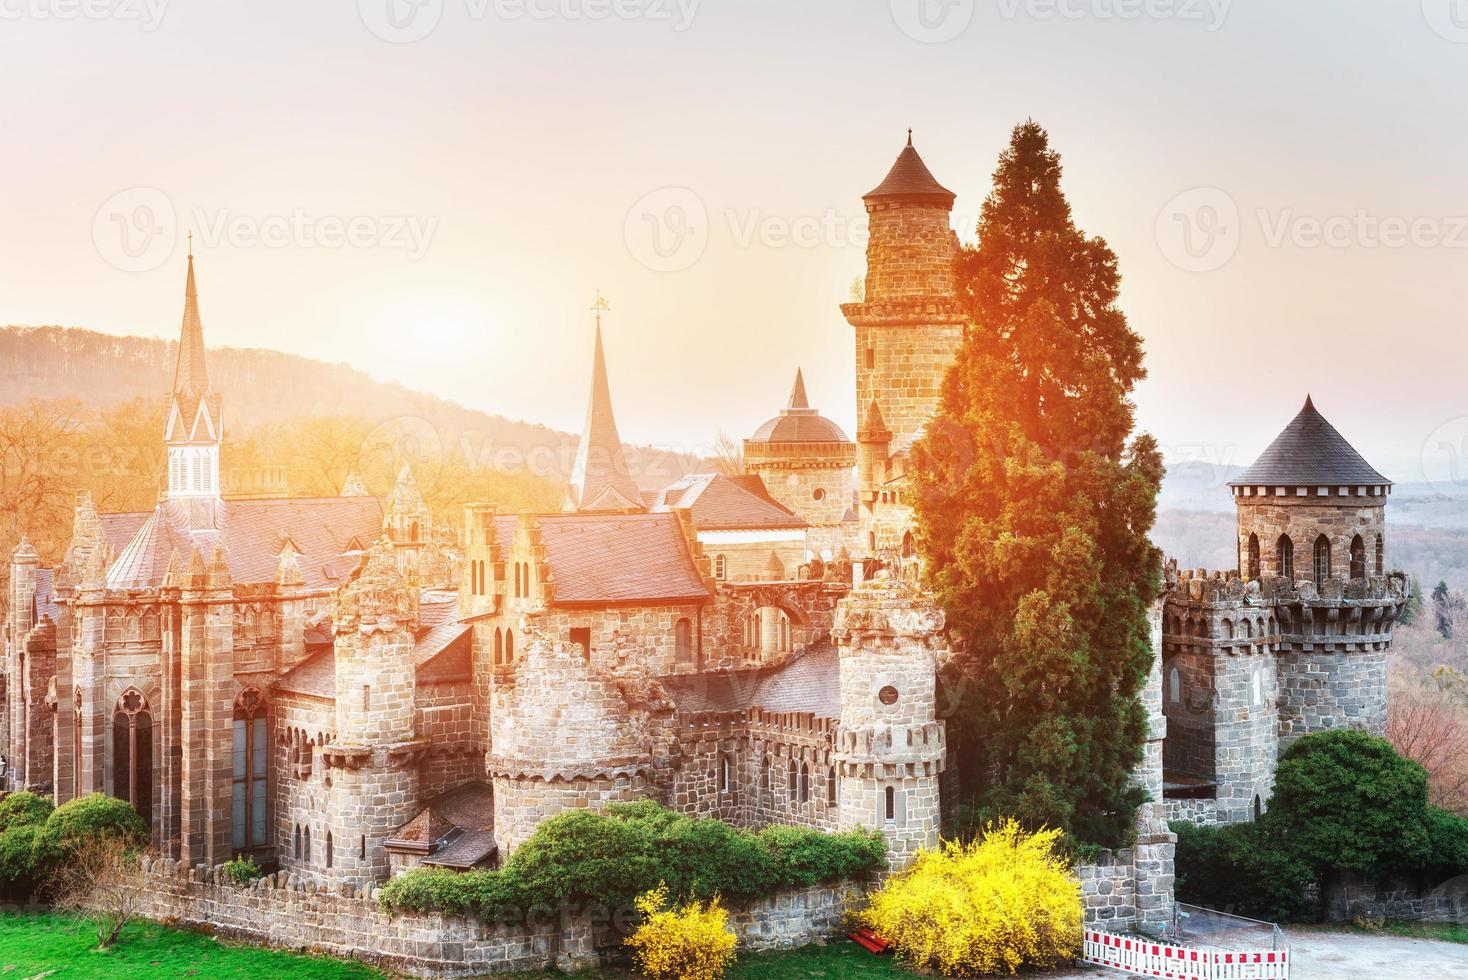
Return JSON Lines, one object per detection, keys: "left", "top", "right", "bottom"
{"left": 746, "top": 460, "right": 854, "bottom": 528}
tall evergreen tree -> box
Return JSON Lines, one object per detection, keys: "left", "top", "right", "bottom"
{"left": 1433, "top": 579, "right": 1453, "bottom": 639}
{"left": 911, "top": 121, "right": 1163, "bottom": 846}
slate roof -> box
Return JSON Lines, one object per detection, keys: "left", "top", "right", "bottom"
{"left": 100, "top": 512, "right": 150, "bottom": 557}
{"left": 104, "top": 496, "right": 384, "bottom": 590}
{"left": 662, "top": 643, "right": 840, "bottom": 719}
{"left": 1230, "top": 397, "right": 1391, "bottom": 488}
{"left": 389, "top": 782, "right": 498, "bottom": 870}
{"left": 864, "top": 135, "right": 956, "bottom": 208}
{"left": 649, "top": 473, "right": 805, "bottom": 531}
{"left": 536, "top": 512, "right": 711, "bottom": 607}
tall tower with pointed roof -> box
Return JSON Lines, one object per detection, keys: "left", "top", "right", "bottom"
{"left": 566, "top": 305, "right": 644, "bottom": 513}
{"left": 743, "top": 368, "right": 856, "bottom": 549}
{"left": 163, "top": 250, "right": 222, "bottom": 500}
{"left": 842, "top": 134, "right": 963, "bottom": 554}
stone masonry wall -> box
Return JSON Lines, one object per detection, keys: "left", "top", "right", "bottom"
{"left": 130, "top": 857, "right": 865, "bottom": 976}
{"left": 1325, "top": 870, "right": 1468, "bottom": 925}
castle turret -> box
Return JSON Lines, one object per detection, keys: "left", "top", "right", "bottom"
{"left": 831, "top": 575, "right": 946, "bottom": 870}
{"left": 841, "top": 134, "right": 963, "bottom": 553}
{"left": 325, "top": 540, "right": 423, "bottom": 884}
{"left": 383, "top": 463, "right": 432, "bottom": 575}
{"left": 163, "top": 249, "right": 222, "bottom": 500}
{"left": 743, "top": 369, "right": 856, "bottom": 552}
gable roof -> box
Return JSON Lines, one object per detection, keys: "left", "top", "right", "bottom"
{"left": 105, "top": 495, "right": 384, "bottom": 590}
{"left": 1230, "top": 396, "right": 1391, "bottom": 488}
{"left": 649, "top": 473, "right": 805, "bottom": 531}
{"left": 536, "top": 512, "right": 710, "bottom": 606}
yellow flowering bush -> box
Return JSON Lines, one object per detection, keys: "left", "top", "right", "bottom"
{"left": 858, "top": 820, "right": 1082, "bottom": 976}
{"left": 625, "top": 882, "right": 738, "bottom": 980}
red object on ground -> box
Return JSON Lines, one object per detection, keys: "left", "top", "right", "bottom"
{"left": 848, "top": 928, "right": 892, "bottom": 954}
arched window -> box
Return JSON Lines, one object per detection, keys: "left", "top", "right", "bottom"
{"left": 675, "top": 618, "right": 693, "bottom": 665}
{"left": 72, "top": 687, "right": 83, "bottom": 799}
{"left": 1314, "top": 535, "right": 1331, "bottom": 584}
{"left": 901, "top": 531, "right": 915, "bottom": 559}
{"left": 1277, "top": 535, "right": 1294, "bottom": 580}
{"left": 231, "top": 687, "right": 268, "bottom": 851}
{"left": 326, "top": 831, "right": 334, "bottom": 869}
{"left": 1222, "top": 619, "right": 1234, "bottom": 639}
{"left": 304, "top": 826, "right": 312, "bottom": 865}
{"left": 1247, "top": 533, "right": 1260, "bottom": 579}
{"left": 410, "top": 520, "right": 420, "bottom": 543}
{"left": 1253, "top": 795, "right": 1262, "bottom": 821}
{"left": 798, "top": 762, "right": 810, "bottom": 805}
{"left": 1350, "top": 534, "right": 1366, "bottom": 580}
{"left": 719, "top": 755, "right": 730, "bottom": 794}
{"left": 513, "top": 563, "right": 522, "bottom": 598}
{"left": 1375, "top": 535, "right": 1385, "bottom": 577}
{"left": 494, "top": 627, "right": 504, "bottom": 666}
{"left": 713, "top": 554, "right": 727, "bottom": 580}
{"left": 827, "top": 767, "right": 837, "bottom": 806}
{"left": 884, "top": 785, "right": 896, "bottom": 822}
{"left": 505, "top": 629, "right": 514, "bottom": 662}
{"left": 294, "top": 824, "right": 302, "bottom": 862}
{"left": 112, "top": 688, "right": 152, "bottom": 828}
{"left": 1168, "top": 667, "right": 1181, "bottom": 704}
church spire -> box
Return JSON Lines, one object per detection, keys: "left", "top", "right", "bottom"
{"left": 173, "top": 244, "right": 210, "bottom": 397}
{"left": 568, "top": 298, "right": 643, "bottom": 512}
{"left": 163, "top": 250, "right": 222, "bottom": 500}
{"left": 787, "top": 368, "right": 810, "bottom": 411}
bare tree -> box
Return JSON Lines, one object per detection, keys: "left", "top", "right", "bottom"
{"left": 711, "top": 430, "right": 746, "bottom": 477}
{"left": 1389, "top": 677, "right": 1468, "bottom": 813}
{"left": 50, "top": 837, "right": 151, "bottom": 949}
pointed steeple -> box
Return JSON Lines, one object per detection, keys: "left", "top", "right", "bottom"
{"left": 787, "top": 368, "right": 809, "bottom": 411}
{"left": 568, "top": 315, "right": 644, "bottom": 512}
{"left": 174, "top": 248, "right": 210, "bottom": 396}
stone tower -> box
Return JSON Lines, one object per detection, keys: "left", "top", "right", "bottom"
{"left": 326, "top": 540, "right": 423, "bottom": 884}
{"left": 163, "top": 249, "right": 222, "bottom": 500}
{"left": 743, "top": 368, "right": 856, "bottom": 556}
{"left": 831, "top": 575, "right": 946, "bottom": 871}
{"left": 383, "top": 463, "right": 432, "bottom": 576}
{"left": 841, "top": 134, "right": 963, "bottom": 554}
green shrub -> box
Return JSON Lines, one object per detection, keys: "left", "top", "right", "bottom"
{"left": 1269, "top": 730, "right": 1433, "bottom": 878}
{"left": 1425, "top": 806, "right": 1468, "bottom": 873}
{"left": 0, "top": 824, "right": 42, "bottom": 892}
{"left": 378, "top": 801, "right": 885, "bottom": 920}
{"left": 222, "top": 855, "right": 264, "bottom": 885}
{"left": 31, "top": 793, "right": 147, "bottom": 871}
{"left": 0, "top": 791, "right": 53, "bottom": 832}
{"left": 1171, "top": 820, "right": 1313, "bottom": 923}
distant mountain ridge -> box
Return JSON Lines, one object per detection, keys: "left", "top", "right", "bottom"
{"left": 0, "top": 325, "right": 703, "bottom": 489}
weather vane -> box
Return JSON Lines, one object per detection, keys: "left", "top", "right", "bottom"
{"left": 591, "top": 290, "right": 610, "bottom": 327}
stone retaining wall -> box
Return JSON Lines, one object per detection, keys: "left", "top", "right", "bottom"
{"left": 1325, "top": 871, "right": 1468, "bottom": 925}
{"left": 133, "top": 857, "right": 863, "bottom": 976}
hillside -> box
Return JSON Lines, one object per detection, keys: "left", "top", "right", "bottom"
{"left": 0, "top": 325, "right": 702, "bottom": 490}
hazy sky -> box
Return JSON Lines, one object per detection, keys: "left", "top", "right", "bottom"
{"left": 3, "top": 0, "right": 1467, "bottom": 486}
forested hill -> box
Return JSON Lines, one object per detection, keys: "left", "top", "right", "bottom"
{"left": 0, "top": 325, "right": 701, "bottom": 488}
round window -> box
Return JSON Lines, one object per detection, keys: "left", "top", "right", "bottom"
{"left": 813, "top": 488, "right": 826, "bottom": 501}
{"left": 878, "top": 685, "right": 899, "bottom": 705}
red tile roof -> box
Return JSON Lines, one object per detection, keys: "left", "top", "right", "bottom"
{"left": 649, "top": 473, "right": 805, "bottom": 531}
{"left": 105, "top": 496, "right": 383, "bottom": 590}
{"left": 536, "top": 512, "right": 710, "bottom": 606}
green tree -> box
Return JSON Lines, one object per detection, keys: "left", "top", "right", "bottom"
{"left": 1433, "top": 579, "right": 1453, "bottom": 638}
{"left": 911, "top": 120, "right": 1163, "bottom": 847}
{"left": 1268, "top": 730, "right": 1433, "bottom": 881}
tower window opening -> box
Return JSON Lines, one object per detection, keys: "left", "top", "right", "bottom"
{"left": 1247, "top": 533, "right": 1260, "bottom": 579}
{"left": 714, "top": 554, "right": 727, "bottom": 580}
{"left": 1350, "top": 534, "right": 1366, "bottom": 580}
{"left": 1277, "top": 535, "right": 1294, "bottom": 581}
{"left": 570, "top": 626, "right": 592, "bottom": 661}
{"left": 1314, "top": 535, "right": 1331, "bottom": 584}
{"left": 865, "top": 347, "right": 875, "bottom": 370}
{"left": 1375, "top": 534, "right": 1385, "bottom": 576}
{"left": 884, "top": 785, "right": 895, "bottom": 822}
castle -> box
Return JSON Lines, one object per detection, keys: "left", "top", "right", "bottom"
{"left": 0, "top": 136, "right": 1403, "bottom": 899}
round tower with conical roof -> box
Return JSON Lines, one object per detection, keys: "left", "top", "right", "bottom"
{"left": 841, "top": 134, "right": 964, "bottom": 554}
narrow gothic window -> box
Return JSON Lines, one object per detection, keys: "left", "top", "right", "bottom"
{"left": 798, "top": 763, "right": 809, "bottom": 805}
{"left": 827, "top": 767, "right": 837, "bottom": 806}
{"left": 326, "top": 831, "right": 334, "bottom": 869}
{"left": 1314, "top": 535, "right": 1331, "bottom": 584}
{"left": 719, "top": 756, "right": 730, "bottom": 793}
{"left": 1168, "top": 667, "right": 1180, "bottom": 704}
{"left": 1247, "top": 533, "right": 1260, "bottom": 579}
{"left": 1375, "top": 535, "right": 1384, "bottom": 576}
{"left": 494, "top": 627, "right": 504, "bottom": 666}
{"left": 1350, "top": 534, "right": 1366, "bottom": 580}
{"left": 295, "top": 825, "right": 302, "bottom": 861}
{"left": 72, "top": 687, "right": 83, "bottom": 799}
{"left": 360, "top": 835, "right": 366, "bottom": 860}
{"left": 304, "top": 826, "right": 312, "bottom": 865}
{"left": 112, "top": 689, "right": 152, "bottom": 829}
{"left": 675, "top": 618, "right": 693, "bottom": 665}
{"left": 865, "top": 347, "right": 875, "bottom": 369}
{"left": 1277, "top": 535, "right": 1294, "bottom": 580}
{"left": 884, "top": 785, "right": 895, "bottom": 822}
{"left": 231, "top": 688, "right": 268, "bottom": 851}
{"left": 505, "top": 629, "right": 514, "bottom": 662}
{"left": 714, "top": 554, "right": 727, "bottom": 580}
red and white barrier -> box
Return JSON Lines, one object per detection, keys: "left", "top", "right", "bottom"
{"left": 1082, "top": 929, "right": 1289, "bottom": 980}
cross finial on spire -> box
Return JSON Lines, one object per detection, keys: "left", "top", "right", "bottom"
{"left": 907, "top": 128, "right": 913, "bottom": 147}
{"left": 591, "top": 290, "right": 611, "bottom": 329}
{"left": 187, "top": 230, "right": 193, "bottom": 259}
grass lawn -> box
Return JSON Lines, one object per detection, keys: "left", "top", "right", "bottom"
{"left": 497, "top": 943, "right": 921, "bottom": 978}
{"left": 0, "top": 912, "right": 384, "bottom": 978}
{"left": 1378, "top": 920, "right": 1468, "bottom": 944}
